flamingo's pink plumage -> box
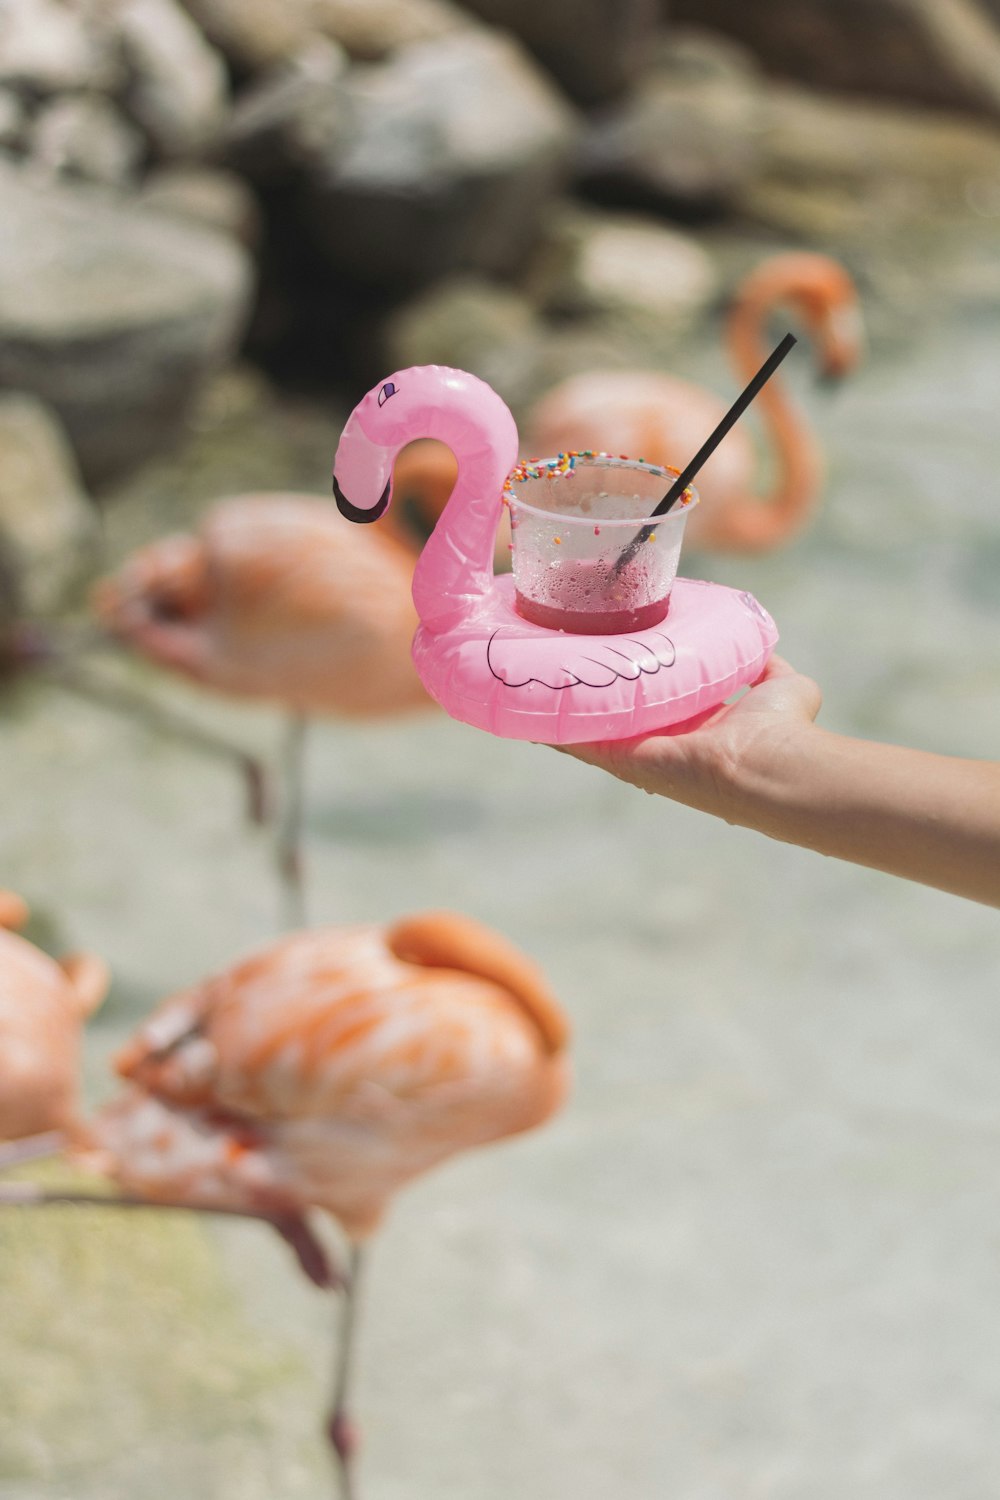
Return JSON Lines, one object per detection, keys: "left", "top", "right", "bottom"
{"left": 93, "top": 911, "right": 569, "bottom": 1239}
{"left": 0, "top": 892, "right": 108, "bottom": 1142}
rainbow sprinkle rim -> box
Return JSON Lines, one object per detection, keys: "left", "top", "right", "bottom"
{"left": 502, "top": 450, "right": 697, "bottom": 511}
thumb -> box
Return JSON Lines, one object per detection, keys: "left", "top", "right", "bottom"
{"left": 752, "top": 654, "right": 822, "bottom": 720}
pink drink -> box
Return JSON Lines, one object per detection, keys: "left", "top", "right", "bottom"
{"left": 506, "top": 454, "right": 696, "bottom": 636}
{"left": 514, "top": 555, "right": 671, "bottom": 635}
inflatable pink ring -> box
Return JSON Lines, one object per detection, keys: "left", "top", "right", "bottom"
{"left": 332, "top": 365, "right": 778, "bottom": 744}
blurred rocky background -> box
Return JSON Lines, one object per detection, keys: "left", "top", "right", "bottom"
{"left": 3, "top": 0, "right": 1000, "bottom": 613}
{"left": 4, "top": 7, "right": 1000, "bottom": 1499}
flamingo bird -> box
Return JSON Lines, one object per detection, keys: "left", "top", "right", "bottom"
{"left": 3, "top": 909, "right": 569, "bottom": 1497}
{"left": 0, "top": 889, "right": 108, "bottom": 1160}
{"left": 91, "top": 491, "right": 435, "bottom": 928}
{"left": 522, "top": 253, "right": 864, "bottom": 554}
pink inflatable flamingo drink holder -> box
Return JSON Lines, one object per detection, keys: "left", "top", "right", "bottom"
{"left": 332, "top": 366, "right": 778, "bottom": 745}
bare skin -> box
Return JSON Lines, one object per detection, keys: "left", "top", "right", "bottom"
{"left": 556, "top": 656, "right": 1000, "bottom": 911}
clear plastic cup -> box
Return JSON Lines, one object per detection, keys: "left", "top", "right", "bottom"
{"left": 503, "top": 453, "right": 699, "bottom": 635}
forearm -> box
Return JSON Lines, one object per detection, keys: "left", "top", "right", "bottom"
{"left": 723, "top": 726, "right": 1000, "bottom": 909}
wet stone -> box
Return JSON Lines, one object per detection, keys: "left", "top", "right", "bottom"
{"left": 137, "top": 166, "right": 263, "bottom": 248}
{"left": 310, "top": 0, "right": 472, "bottom": 61}
{"left": 293, "top": 29, "right": 579, "bottom": 290}
{"left": 117, "top": 0, "right": 229, "bottom": 156}
{"left": 0, "top": 86, "right": 26, "bottom": 151}
{"left": 0, "top": 162, "right": 254, "bottom": 483}
{"left": 28, "top": 94, "right": 146, "bottom": 186}
{"left": 0, "top": 0, "right": 122, "bottom": 94}
{"left": 577, "top": 27, "right": 764, "bottom": 218}
{"left": 180, "top": 0, "right": 319, "bottom": 73}
{"left": 670, "top": 0, "right": 1000, "bottom": 120}
{"left": 534, "top": 206, "right": 717, "bottom": 330}
{"left": 382, "top": 274, "right": 547, "bottom": 413}
{"left": 457, "top": 0, "right": 659, "bottom": 105}
{"left": 0, "top": 391, "right": 99, "bottom": 616}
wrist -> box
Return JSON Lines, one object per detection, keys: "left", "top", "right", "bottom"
{"left": 711, "top": 717, "right": 825, "bottom": 832}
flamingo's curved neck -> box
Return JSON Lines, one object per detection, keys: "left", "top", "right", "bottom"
{"left": 726, "top": 289, "right": 823, "bottom": 549}
{"left": 410, "top": 409, "right": 517, "bottom": 635}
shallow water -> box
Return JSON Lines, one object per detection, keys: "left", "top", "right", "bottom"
{"left": 1, "top": 254, "right": 999, "bottom": 1499}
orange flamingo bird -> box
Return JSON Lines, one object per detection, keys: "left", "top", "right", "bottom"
{"left": 0, "top": 889, "right": 108, "bottom": 1160}
{"left": 525, "top": 253, "right": 864, "bottom": 554}
{"left": 91, "top": 488, "right": 438, "bottom": 928}
{"left": 3, "top": 909, "right": 569, "bottom": 1497}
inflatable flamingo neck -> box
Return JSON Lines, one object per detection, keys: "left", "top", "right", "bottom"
{"left": 409, "top": 377, "right": 518, "bottom": 635}
{"left": 333, "top": 366, "right": 518, "bottom": 636}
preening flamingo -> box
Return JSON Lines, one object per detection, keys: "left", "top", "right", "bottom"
{"left": 0, "top": 889, "right": 108, "bottom": 1156}
{"left": 525, "top": 253, "right": 864, "bottom": 554}
{"left": 6, "top": 910, "right": 568, "bottom": 1497}
{"left": 92, "top": 492, "right": 432, "bottom": 926}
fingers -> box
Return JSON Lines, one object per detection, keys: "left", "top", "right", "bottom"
{"left": 550, "top": 739, "right": 617, "bottom": 771}
{"left": 753, "top": 653, "right": 822, "bottom": 721}
{"left": 549, "top": 733, "right": 671, "bottom": 792}
{"left": 754, "top": 653, "right": 797, "bottom": 683}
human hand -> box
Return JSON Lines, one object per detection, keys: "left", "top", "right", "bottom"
{"left": 554, "top": 655, "right": 823, "bottom": 823}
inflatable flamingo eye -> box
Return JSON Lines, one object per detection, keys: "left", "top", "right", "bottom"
{"left": 378, "top": 382, "right": 398, "bottom": 406}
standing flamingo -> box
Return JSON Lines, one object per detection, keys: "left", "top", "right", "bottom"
{"left": 0, "top": 889, "right": 108, "bottom": 1160}
{"left": 92, "top": 492, "right": 433, "bottom": 927}
{"left": 5, "top": 910, "right": 569, "bottom": 1497}
{"left": 525, "top": 253, "right": 864, "bottom": 553}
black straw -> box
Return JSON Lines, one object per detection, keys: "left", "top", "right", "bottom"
{"left": 613, "top": 332, "right": 797, "bottom": 575}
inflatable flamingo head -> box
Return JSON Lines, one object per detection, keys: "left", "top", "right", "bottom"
{"left": 332, "top": 365, "right": 518, "bottom": 527}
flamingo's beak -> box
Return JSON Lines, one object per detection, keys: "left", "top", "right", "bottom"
{"left": 816, "top": 302, "right": 865, "bottom": 387}
{"left": 816, "top": 364, "right": 847, "bottom": 391}
{"left": 332, "top": 414, "right": 394, "bottom": 525}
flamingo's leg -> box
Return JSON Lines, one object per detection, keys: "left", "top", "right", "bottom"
{"left": 0, "top": 1183, "right": 340, "bottom": 1290}
{"left": 276, "top": 714, "right": 309, "bottom": 930}
{"left": 327, "top": 1244, "right": 365, "bottom": 1500}
{"left": 43, "top": 660, "right": 272, "bottom": 825}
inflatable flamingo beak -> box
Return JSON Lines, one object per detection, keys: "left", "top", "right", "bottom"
{"left": 332, "top": 415, "right": 394, "bottom": 525}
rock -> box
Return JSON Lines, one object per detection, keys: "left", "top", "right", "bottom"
{"left": 311, "top": 0, "right": 471, "bottom": 61}
{"left": 456, "top": 0, "right": 659, "bottom": 105}
{"left": 117, "top": 0, "right": 229, "bottom": 156}
{"left": 137, "top": 165, "right": 262, "bottom": 247}
{"left": 179, "top": 0, "right": 317, "bottom": 72}
{"left": 744, "top": 83, "right": 1000, "bottom": 239}
{"left": 181, "top": 0, "right": 467, "bottom": 73}
{"left": 669, "top": 0, "right": 1000, "bottom": 120}
{"left": 0, "top": 392, "right": 99, "bottom": 615}
{"left": 222, "top": 38, "right": 348, "bottom": 181}
{"left": 577, "top": 28, "right": 763, "bottom": 218}
{"left": 29, "top": 95, "right": 145, "bottom": 185}
{"left": 0, "top": 85, "right": 25, "bottom": 150}
{"left": 382, "top": 214, "right": 719, "bottom": 419}
{"left": 296, "top": 30, "right": 579, "bottom": 290}
{"left": 0, "top": 163, "right": 254, "bottom": 482}
{"left": 382, "top": 275, "right": 546, "bottom": 409}
{"left": 0, "top": 0, "right": 120, "bottom": 94}
{"left": 535, "top": 207, "right": 718, "bottom": 328}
